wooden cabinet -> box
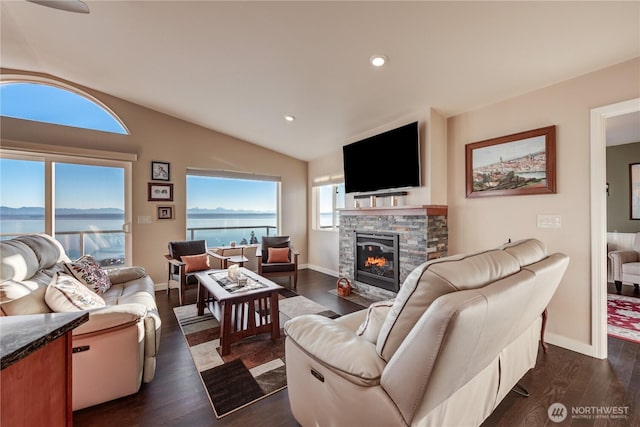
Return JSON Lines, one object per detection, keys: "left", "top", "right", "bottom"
{"left": 1, "top": 312, "right": 88, "bottom": 427}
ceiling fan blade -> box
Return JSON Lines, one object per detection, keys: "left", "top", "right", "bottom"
{"left": 26, "top": 0, "right": 90, "bottom": 14}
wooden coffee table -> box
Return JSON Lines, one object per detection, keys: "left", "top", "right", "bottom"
{"left": 195, "top": 268, "right": 282, "bottom": 356}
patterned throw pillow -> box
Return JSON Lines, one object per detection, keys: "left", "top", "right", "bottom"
{"left": 45, "top": 272, "right": 106, "bottom": 312}
{"left": 64, "top": 255, "right": 112, "bottom": 295}
{"left": 357, "top": 300, "right": 395, "bottom": 344}
{"left": 180, "top": 253, "right": 210, "bottom": 273}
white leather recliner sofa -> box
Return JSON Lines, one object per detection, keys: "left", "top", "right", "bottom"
{"left": 285, "top": 239, "right": 569, "bottom": 426}
{"left": 0, "top": 234, "right": 161, "bottom": 410}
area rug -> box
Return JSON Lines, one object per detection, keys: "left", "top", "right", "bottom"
{"left": 173, "top": 289, "right": 340, "bottom": 418}
{"left": 607, "top": 293, "right": 640, "bottom": 344}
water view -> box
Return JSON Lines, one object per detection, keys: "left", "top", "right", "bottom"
{"left": 1, "top": 164, "right": 284, "bottom": 265}
{"left": 187, "top": 213, "right": 277, "bottom": 247}
{"left": 0, "top": 210, "right": 277, "bottom": 265}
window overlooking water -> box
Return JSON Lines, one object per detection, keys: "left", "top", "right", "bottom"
{"left": 0, "top": 155, "right": 131, "bottom": 266}
{"left": 186, "top": 174, "right": 279, "bottom": 247}
{"left": 1, "top": 79, "right": 132, "bottom": 263}
{"left": 313, "top": 182, "right": 344, "bottom": 231}
{"left": 54, "top": 163, "right": 125, "bottom": 264}
{"left": 0, "top": 158, "right": 45, "bottom": 236}
{"left": 0, "top": 81, "right": 128, "bottom": 134}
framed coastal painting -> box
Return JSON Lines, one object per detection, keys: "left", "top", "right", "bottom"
{"left": 148, "top": 183, "right": 173, "bottom": 201}
{"left": 465, "top": 125, "right": 556, "bottom": 198}
{"left": 631, "top": 163, "right": 640, "bottom": 220}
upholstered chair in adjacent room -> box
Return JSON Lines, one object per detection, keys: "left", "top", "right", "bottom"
{"left": 165, "top": 240, "right": 227, "bottom": 305}
{"left": 609, "top": 232, "right": 640, "bottom": 294}
{"left": 257, "top": 236, "right": 299, "bottom": 288}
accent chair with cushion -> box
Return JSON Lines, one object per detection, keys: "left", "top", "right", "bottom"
{"left": 609, "top": 232, "right": 640, "bottom": 294}
{"left": 284, "top": 239, "right": 569, "bottom": 426}
{"left": 257, "top": 235, "right": 299, "bottom": 288}
{"left": 166, "top": 240, "right": 228, "bottom": 306}
{"left": 0, "top": 233, "right": 161, "bottom": 410}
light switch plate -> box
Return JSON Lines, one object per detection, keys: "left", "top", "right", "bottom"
{"left": 137, "top": 215, "right": 152, "bottom": 224}
{"left": 537, "top": 214, "right": 561, "bottom": 228}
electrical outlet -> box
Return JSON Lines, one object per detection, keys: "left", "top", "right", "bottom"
{"left": 537, "top": 214, "right": 561, "bottom": 228}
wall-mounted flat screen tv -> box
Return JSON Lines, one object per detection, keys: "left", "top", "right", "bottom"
{"left": 343, "top": 121, "right": 420, "bottom": 194}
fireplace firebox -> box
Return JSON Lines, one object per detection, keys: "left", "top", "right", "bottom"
{"left": 355, "top": 232, "right": 399, "bottom": 292}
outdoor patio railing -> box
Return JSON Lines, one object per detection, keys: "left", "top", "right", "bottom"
{"left": 1, "top": 225, "right": 277, "bottom": 265}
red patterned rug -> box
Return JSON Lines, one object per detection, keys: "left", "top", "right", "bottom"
{"left": 607, "top": 294, "right": 640, "bottom": 344}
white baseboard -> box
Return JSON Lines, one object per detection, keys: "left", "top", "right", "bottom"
{"left": 545, "top": 332, "right": 597, "bottom": 358}
{"left": 306, "top": 264, "right": 339, "bottom": 277}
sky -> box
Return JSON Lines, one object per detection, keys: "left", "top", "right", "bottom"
{"left": 187, "top": 176, "right": 277, "bottom": 212}
{"left": 472, "top": 135, "right": 546, "bottom": 168}
{"left": 1, "top": 160, "right": 277, "bottom": 212}
{"left": 1, "top": 159, "right": 125, "bottom": 209}
{"left": 0, "top": 82, "right": 127, "bottom": 134}
{"left": 0, "top": 159, "right": 44, "bottom": 208}
{"left": 0, "top": 82, "right": 276, "bottom": 212}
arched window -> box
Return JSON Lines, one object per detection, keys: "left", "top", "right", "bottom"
{"left": 0, "top": 81, "right": 128, "bottom": 134}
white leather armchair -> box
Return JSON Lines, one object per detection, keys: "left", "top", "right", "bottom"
{"left": 609, "top": 232, "right": 640, "bottom": 294}
{"left": 284, "top": 239, "right": 569, "bottom": 427}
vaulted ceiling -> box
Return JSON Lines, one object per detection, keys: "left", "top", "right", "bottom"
{"left": 2, "top": 1, "right": 639, "bottom": 160}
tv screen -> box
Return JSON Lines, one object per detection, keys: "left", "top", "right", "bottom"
{"left": 343, "top": 121, "right": 420, "bottom": 194}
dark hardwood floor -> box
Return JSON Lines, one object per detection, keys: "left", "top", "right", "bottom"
{"left": 74, "top": 270, "right": 639, "bottom": 426}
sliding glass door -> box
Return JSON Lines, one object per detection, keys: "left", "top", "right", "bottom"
{"left": 0, "top": 154, "right": 131, "bottom": 266}
{"left": 54, "top": 162, "right": 127, "bottom": 265}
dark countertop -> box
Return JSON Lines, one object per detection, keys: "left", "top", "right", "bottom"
{"left": 0, "top": 312, "right": 89, "bottom": 370}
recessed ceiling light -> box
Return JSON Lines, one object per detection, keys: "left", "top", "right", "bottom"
{"left": 370, "top": 55, "right": 388, "bottom": 67}
{"left": 284, "top": 115, "right": 296, "bottom": 122}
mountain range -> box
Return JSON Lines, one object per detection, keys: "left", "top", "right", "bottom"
{"left": 0, "top": 207, "right": 124, "bottom": 216}
{"left": 1, "top": 206, "right": 274, "bottom": 216}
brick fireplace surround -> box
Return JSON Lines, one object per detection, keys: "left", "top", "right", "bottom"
{"left": 339, "top": 205, "right": 448, "bottom": 301}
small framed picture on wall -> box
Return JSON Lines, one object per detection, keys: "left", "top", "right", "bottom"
{"left": 151, "top": 161, "right": 170, "bottom": 181}
{"left": 148, "top": 183, "right": 173, "bottom": 201}
{"left": 157, "top": 205, "right": 174, "bottom": 220}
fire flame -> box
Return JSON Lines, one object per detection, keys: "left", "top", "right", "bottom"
{"left": 365, "top": 256, "right": 387, "bottom": 267}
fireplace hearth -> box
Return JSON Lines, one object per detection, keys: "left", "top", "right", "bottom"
{"left": 355, "top": 232, "right": 399, "bottom": 292}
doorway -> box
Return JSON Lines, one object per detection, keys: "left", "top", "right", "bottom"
{"left": 590, "top": 98, "right": 640, "bottom": 359}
